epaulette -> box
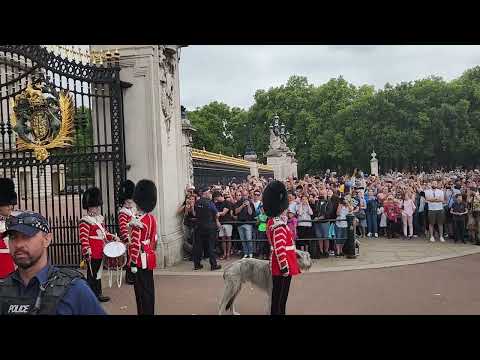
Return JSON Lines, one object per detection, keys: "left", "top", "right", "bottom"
{"left": 80, "top": 215, "right": 104, "bottom": 225}
{"left": 271, "top": 216, "right": 287, "bottom": 230}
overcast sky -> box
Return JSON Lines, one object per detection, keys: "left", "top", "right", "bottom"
{"left": 179, "top": 45, "right": 480, "bottom": 111}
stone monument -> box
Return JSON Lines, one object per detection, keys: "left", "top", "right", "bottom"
{"left": 370, "top": 150, "right": 379, "bottom": 176}
{"left": 266, "top": 115, "right": 298, "bottom": 180}
{"left": 90, "top": 45, "right": 188, "bottom": 268}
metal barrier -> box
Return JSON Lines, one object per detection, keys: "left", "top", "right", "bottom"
{"left": 188, "top": 215, "right": 357, "bottom": 259}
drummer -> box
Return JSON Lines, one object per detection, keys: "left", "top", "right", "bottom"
{"left": 79, "top": 187, "right": 118, "bottom": 303}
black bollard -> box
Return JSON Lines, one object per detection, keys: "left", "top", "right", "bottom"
{"left": 343, "top": 214, "right": 357, "bottom": 259}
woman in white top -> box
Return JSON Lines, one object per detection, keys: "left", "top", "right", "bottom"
{"left": 401, "top": 190, "right": 416, "bottom": 239}
{"left": 335, "top": 198, "right": 350, "bottom": 257}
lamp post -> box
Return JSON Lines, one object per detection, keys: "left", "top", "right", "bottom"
{"left": 245, "top": 122, "right": 256, "bottom": 157}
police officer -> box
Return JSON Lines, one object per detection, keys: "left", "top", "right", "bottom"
{"left": 0, "top": 211, "right": 106, "bottom": 315}
{"left": 193, "top": 187, "right": 222, "bottom": 271}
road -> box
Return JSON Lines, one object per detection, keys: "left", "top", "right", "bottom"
{"left": 101, "top": 253, "right": 480, "bottom": 315}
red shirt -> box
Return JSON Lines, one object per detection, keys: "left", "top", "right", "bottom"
{"left": 0, "top": 233, "right": 15, "bottom": 279}
{"left": 266, "top": 217, "right": 300, "bottom": 277}
{"left": 118, "top": 207, "right": 134, "bottom": 244}
{"left": 129, "top": 213, "right": 158, "bottom": 269}
{"left": 79, "top": 215, "right": 115, "bottom": 260}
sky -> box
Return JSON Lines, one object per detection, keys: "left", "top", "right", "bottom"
{"left": 179, "top": 45, "right": 480, "bottom": 111}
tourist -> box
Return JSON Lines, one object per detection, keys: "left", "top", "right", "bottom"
{"left": 425, "top": 181, "right": 446, "bottom": 242}
{"left": 366, "top": 188, "right": 379, "bottom": 238}
{"left": 335, "top": 197, "right": 349, "bottom": 257}
{"left": 234, "top": 191, "right": 255, "bottom": 258}
{"left": 401, "top": 190, "right": 416, "bottom": 239}
{"left": 451, "top": 194, "right": 468, "bottom": 244}
{"left": 296, "top": 194, "right": 313, "bottom": 253}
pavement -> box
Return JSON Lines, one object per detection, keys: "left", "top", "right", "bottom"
{"left": 96, "top": 236, "right": 480, "bottom": 315}
{"left": 153, "top": 236, "right": 480, "bottom": 275}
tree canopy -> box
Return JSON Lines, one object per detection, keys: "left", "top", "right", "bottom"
{"left": 188, "top": 66, "right": 480, "bottom": 175}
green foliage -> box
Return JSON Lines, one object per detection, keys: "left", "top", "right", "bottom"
{"left": 190, "top": 66, "right": 480, "bottom": 175}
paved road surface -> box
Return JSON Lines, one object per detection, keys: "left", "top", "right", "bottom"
{"left": 102, "top": 253, "right": 480, "bottom": 315}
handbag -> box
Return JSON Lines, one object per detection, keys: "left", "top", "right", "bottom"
{"left": 354, "top": 210, "right": 366, "bottom": 220}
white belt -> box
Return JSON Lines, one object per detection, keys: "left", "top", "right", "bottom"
{"left": 271, "top": 245, "right": 296, "bottom": 251}
{"left": 89, "top": 236, "right": 105, "bottom": 240}
{"left": 0, "top": 249, "right": 10, "bottom": 254}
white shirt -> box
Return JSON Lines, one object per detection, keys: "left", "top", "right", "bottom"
{"left": 424, "top": 189, "right": 444, "bottom": 211}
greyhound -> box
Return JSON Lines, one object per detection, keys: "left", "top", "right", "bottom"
{"left": 218, "top": 250, "right": 312, "bottom": 315}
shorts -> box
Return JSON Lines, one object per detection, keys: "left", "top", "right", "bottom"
{"left": 218, "top": 224, "right": 233, "bottom": 238}
{"left": 427, "top": 210, "right": 445, "bottom": 225}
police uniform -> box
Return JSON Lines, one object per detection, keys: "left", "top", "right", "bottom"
{"left": 263, "top": 180, "right": 301, "bottom": 315}
{"left": 0, "top": 178, "right": 17, "bottom": 279}
{"left": 80, "top": 187, "right": 115, "bottom": 302}
{"left": 193, "top": 188, "right": 221, "bottom": 271}
{"left": 129, "top": 179, "right": 158, "bottom": 315}
{"left": 118, "top": 180, "right": 136, "bottom": 284}
{"left": 0, "top": 212, "right": 106, "bottom": 315}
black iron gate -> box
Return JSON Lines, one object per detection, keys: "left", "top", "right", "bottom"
{"left": 0, "top": 45, "right": 126, "bottom": 267}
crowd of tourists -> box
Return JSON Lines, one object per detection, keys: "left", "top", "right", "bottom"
{"left": 179, "top": 168, "right": 480, "bottom": 261}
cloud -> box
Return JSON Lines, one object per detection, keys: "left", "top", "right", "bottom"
{"left": 179, "top": 45, "right": 480, "bottom": 110}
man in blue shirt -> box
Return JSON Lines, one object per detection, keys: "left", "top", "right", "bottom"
{"left": 0, "top": 211, "right": 106, "bottom": 315}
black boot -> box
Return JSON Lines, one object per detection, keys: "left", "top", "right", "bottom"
{"left": 97, "top": 295, "right": 110, "bottom": 302}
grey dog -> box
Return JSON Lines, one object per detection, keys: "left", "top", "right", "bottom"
{"left": 218, "top": 249, "right": 312, "bottom": 315}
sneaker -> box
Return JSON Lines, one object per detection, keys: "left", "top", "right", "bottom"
{"left": 329, "top": 250, "right": 335, "bottom": 256}
{"left": 439, "top": 237, "right": 445, "bottom": 243}
{"left": 413, "top": 235, "right": 418, "bottom": 238}
{"left": 430, "top": 236, "right": 435, "bottom": 243}
{"left": 374, "top": 233, "right": 379, "bottom": 238}
{"left": 367, "top": 233, "right": 372, "bottom": 237}
{"left": 249, "top": 254, "right": 254, "bottom": 258}
{"left": 97, "top": 295, "right": 111, "bottom": 303}
{"left": 211, "top": 264, "right": 222, "bottom": 271}
{"left": 194, "top": 264, "right": 204, "bottom": 270}
{"left": 242, "top": 255, "right": 248, "bottom": 259}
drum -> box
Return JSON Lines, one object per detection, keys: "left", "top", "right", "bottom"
{"left": 103, "top": 241, "right": 127, "bottom": 288}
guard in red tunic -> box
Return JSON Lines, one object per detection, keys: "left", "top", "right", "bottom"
{"left": 263, "top": 180, "right": 300, "bottom": 315}
{"left": 80, "top": 187, "right": 117, "bottom": 302}
{"left": 0, "top": 178, "right": 17, "bottom": 279}
{"left": 118, "top": 180, "right": 136, "bottom": 285}
{"left": 129, "top": 179, "right": 158, "bottom": 315}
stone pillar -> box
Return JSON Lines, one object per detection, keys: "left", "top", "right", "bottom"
{"left": 91, "top": 45, "right": 185, "bottom": 268}
{"left": 244, "top": 153, "right": 259, "bottom": 178}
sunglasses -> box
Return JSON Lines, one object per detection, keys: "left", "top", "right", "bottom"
{"left": 6, "top": 215, "right": 50, "bottom": 233}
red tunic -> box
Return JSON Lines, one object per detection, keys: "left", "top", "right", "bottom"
{"left": 0, "top": 232, "right": 15, "bottom": 279}
{"left": 118, "top": 207, "right": 134, "bottom": 244}
{"left": 267, "top": 217, "right": 300, "bottom": 277}
{"left": 128, "top": 213, "right": 157, "bottom": 270}
{"left": 79, "top": 215, "right": 115, "bottom": 260}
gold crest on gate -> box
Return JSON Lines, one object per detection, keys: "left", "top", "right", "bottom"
{"left": 10, "top": 82, "right": 75, "bottom": 161}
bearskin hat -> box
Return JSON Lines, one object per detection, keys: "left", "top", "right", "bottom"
{"left": 262, "top": 180, "right": 288, "bottom": 217}
{"left": 82, "top": 187, "right": 103, "bottom": 210}
{"left": 133, "top": 179, "right": 157, "bottom": 213}
{"left": 0, "top": 178, "right": 17, "bottom": 206}
{"left": 118, "top": 180, "right": 135, "bottom": 205}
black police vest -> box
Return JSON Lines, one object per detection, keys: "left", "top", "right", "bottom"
{"left": 0, "top": 267, "right": 84, "bottom": 315}
{"left": 194, "top": 198, "right": 217, "bottom": 230}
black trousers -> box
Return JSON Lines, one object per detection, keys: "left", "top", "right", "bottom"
{"left": 193, "top": 228, "right": 218, "bottom": 267}
{"left": 271, "top": 275, "right": 292, "bottom": 315}
{"left": 86, "top": 258, "right": 103, "bottom": 298}
{"left": 125, "top": 250, "right": 135, "bottom": 284}
{"left": 453, "top": 218, "right": 466, "bottom": 243}
{"left": 133, "top": 268, "right": 155, "bottom": 315}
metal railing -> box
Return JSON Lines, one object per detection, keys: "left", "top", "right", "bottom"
{"left": 188, "top": 214, "right": 357, "bottom": 259}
